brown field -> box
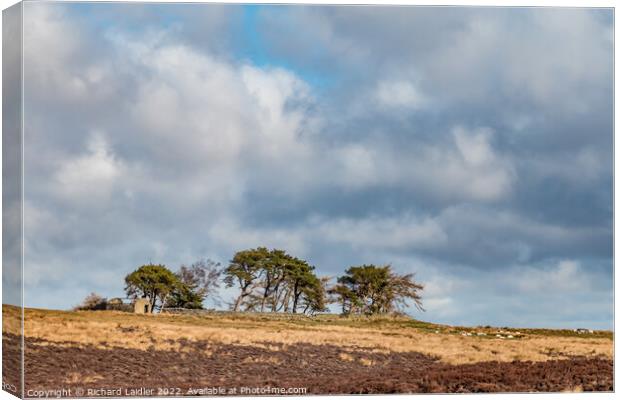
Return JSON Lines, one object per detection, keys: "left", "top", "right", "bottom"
{"left": 2, "top": 305, "right": 614, "bottom": 395}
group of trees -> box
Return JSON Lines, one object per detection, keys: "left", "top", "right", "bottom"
{"left": 224, "top": 247, "right": 328, "bottom": 314}
{"left": 124, "top": 259, "right": 222, "bottom": 312}
{"left": 78, "top": 247, "right": 424, "bottom": 316}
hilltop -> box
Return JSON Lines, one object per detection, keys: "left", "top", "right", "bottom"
{"left": 2, "top": 305, "right": 613, "bottom": 394}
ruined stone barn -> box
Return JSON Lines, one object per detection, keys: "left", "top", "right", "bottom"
{"left": 101, "top": 297, "right": 151, "bottom": 313}
{"left": 105, "top": 297, "right": 132, "bottom": 312}
{"left": 133, "top": 298, "right": 151, "bottom": 314}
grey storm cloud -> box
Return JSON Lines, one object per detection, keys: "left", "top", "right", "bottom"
{"left": 14, "top": 3, "right": 613, "bottom": 329}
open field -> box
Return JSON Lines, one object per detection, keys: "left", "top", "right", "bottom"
{"left": 2, "top": 305, "right": 614, "bottom": 395}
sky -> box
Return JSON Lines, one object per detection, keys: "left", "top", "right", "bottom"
{"left": 8, "top": 2, "right": 613, "bottom": 329}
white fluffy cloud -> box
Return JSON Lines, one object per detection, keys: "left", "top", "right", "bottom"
{"left": 53, "top": 133, "right": 125, "bottom": 204}
{"left": 514, "top": 260, "right": 586, "bottom": 294}
{"left": 334, "top": 125, "right": 515, "bottom": 202}
{"left": 122, "top": 37, "right": 314, "bottom": 167}
{"left": 375, "top": 80, "right": 427, "bottom": 110}
{"left": 426, "top": 126, "right": 515, "bottom": 201}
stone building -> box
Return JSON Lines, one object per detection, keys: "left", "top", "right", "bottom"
{"left": 134, "top": 298, "right": 151, "bottom": 314}
{"left": 106, "top": 297, "right": 132, "bottom": 312}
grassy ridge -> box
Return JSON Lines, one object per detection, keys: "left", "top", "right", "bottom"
{"left": 5, "top": 304, "right": 612, "bottom": 339}
{"left": 2, "top": 304, "right": 613, "bottom": 365}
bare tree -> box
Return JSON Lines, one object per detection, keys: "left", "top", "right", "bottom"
{"left": 165, "top": 259, "right": 223, "bottom": 309}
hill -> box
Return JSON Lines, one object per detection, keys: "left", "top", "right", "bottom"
{"left": 2, "top": 305, "right": 613, "bottom": 394}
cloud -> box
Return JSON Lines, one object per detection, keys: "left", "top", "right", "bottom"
{"left": 375, "top": 80, "right": 427, "bottom": 110}
{"left": 207, "top": 217, "right": 309, "bottom": 259}
{"left": 427, "top": 205, "right": 611, "bottom": 267}
{"left": 311, "top": 214, "right": 447, "bottom": 252}
{"left": 18, "top": 3, "right": 612, "bottom": 329}
{"left": 53, "top": 132, "right": 126, "bottom": 204}
{"left": 514, "top": 260, "right": 587, "bottom": 294}
{"left": 402, "top": 258, "right": 612, "bottom": 329}
{"left": 265, "top": 7, "right": 612, "bottom": 113}
{"left": 332, "top": 126, "right": 515, "bottom": 202}
{"left": 22, "top": 4, "right": 322, "bottom": 301}
{"left": 426, "top": 126, "right": 515, "bottom": 201}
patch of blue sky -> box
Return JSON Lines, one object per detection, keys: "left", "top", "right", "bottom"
{"left": 233, "top": 5, "right": 335, "bottom": 93}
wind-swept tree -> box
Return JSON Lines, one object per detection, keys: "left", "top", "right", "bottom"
{"left": 384, "top": 272, "right": 425, "bottom": 313}
{"left": 328, "top": 283, "right": 359, "bottom": 314}
{"left": 331, "top": 264, "right": 424, "bottom": 315}
{"left": 284, "top": 257, "right": 319, "bottom": 313}
{"left": 300, "top": 275, "right": 330, "bottom": 315}
{"left": 225, "top": 247, "right": 325, "bottom": 314}
{"left": 125, "top": 264, "right": 180, "bottom": 313}
{"left": 259, "top": 249, "right": 287, "bottom": 312}
{"left": 224, "top": 248, "right": 268, "bottom": 311}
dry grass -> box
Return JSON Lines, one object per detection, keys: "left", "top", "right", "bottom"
{"left": 3, "top": 305, "right": 613, "bottom": 365}
{"left": 2, "top": 305, "right": 20, "bottom": 333}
